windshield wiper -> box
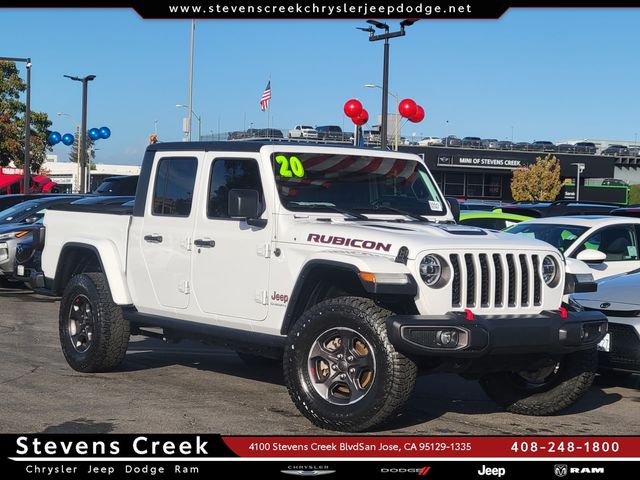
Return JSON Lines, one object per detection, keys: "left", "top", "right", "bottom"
{"left": 286, "top": 202, "right": 369, "bottom": 220}
{"left": 371, "top": 205, "right": 429, "bottom": 223}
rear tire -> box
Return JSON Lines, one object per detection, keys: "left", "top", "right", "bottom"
{"left": 284, "top": 296, "right": 416, "bottom": 432}
{"left": 479, "top": 347, "right": 597, "bottom": 415}
{"left": 59, "top": 273, "right": 130, "bottom": 373}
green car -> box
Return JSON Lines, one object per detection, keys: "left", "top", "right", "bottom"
{"left": 459, "top": 210, "right": 532, "bottom": 230}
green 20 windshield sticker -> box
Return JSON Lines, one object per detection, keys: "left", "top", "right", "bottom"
{"left": 275, "top": 155, "right": 305, "bottom": 178}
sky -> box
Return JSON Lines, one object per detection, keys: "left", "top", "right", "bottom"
{"left": 1, "top": 8, "right": 640, "bottom": 166}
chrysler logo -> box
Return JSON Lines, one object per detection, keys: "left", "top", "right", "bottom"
{"left": 600, "top": 302, "right": 611, "bottom": 309}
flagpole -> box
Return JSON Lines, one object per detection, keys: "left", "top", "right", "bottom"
{"left": 267, "top": 75, "right": 271, "bottom": 138}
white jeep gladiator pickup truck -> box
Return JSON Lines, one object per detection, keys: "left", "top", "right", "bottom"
{"left": 33, "top": 141, "right": 606, "bottom": 432}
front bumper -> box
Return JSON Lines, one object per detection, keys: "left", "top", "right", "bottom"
{"left": 387, "top": 310, "right": 607, "bottom": 358}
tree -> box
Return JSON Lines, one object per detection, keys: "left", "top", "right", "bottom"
{"left": 511, "top": 154, "right": 562, "bottom": 202}
{"left": 0, "top": 61, "right": 52, "bottom": 172}
{"left": 67, "top": 126, "right": 96, "bottom": 163}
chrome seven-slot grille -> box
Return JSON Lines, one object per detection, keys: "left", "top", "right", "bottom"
{"left": 450, "top": 253, "right": 543, "bottom": 309}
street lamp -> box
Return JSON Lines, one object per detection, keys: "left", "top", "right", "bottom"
{"left": 0, "top": 57, "right": 31, "bottom": 192}
{"left": 57, "top": 112, "right": 83, "bottom": 192}
{"left": 571, "top": 162, "right": 585, "bottom": 201}
{"left": 64, "top": 74, "right": 96, "bottom": 193}
{"left": 176, "top": 104, "right": 201, "bottom": 140}
{"left": 358, "top": 19, "right": 418, "bottom": 149}
{"left": 364, "top": 83, "right": 400, "bottom": 150}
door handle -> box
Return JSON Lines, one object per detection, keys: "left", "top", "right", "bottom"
{"left": 194, "top": 239, "right": 215, "bottom": 248}
{"left": 144, "top": 234, "right": 163, "bottom": 243}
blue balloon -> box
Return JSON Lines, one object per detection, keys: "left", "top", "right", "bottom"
{"left": 61, "top": 133, "right": 75, "bottom": 146}
{"left": 88, "top": 128, "right": 101, "bottom": 141}
{"left": 99, "top": 126, "right": 111, "bottom": 139}
{"left": 48, "top": 131, "right": 61, "bottom": 145}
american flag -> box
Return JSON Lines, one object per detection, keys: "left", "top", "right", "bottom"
{"left": 260, "top": 81, "right": 271, "bottom": 111}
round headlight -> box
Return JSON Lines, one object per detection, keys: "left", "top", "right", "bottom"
{"left": 542, "top": 255, "right": 558, "bottom": 285}
{"left": 420, "top": 254, "right": 442, "bottom": 286}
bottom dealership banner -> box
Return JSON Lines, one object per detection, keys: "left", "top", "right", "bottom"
{"left": 0, "top": 435, "right": 637, "bottom": 479}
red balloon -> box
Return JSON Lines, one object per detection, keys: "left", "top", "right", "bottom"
{"left": 409, "top": 105, "right": 425, "bottom": 123}
{"left": 398, "top": 98, "right": 417, "bottom": 118}
{"left": 343, "top": 99, "right": 363, "bottom": 118}
{"left": 353, "top": 109, "right": 369, "bottom": 126}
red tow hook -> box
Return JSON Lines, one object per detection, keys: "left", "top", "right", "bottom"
{"left": 559, "top": 306, "right": 568, "bottom": 319}
{"left": 464, "top": 309, "right": 474, "bottom": 321}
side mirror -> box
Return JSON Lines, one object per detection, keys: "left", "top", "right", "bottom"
{"left": 228, "top": 189, "right": 267, "bottom": 228}
{"left": 576, "top": 249, "right": 607, "bottom": 264}
{"left": 445, "top": 196, "right": 461, "bottom": 223}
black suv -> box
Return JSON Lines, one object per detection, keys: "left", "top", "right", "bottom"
{"left": 94, "top": 175, "right": 139, "bottom": 196}
{"left": 530, "top": 140, "right": 557, "bottom": 152}
{"left": 316, "top": 125, "right": 344, "bottom": 140}
{"left": 574, "top": 142, "right": 597, "bottom": 154}
{"left": 602, "top": 144, "right": 630, "bottom": 156}
{"left": 461, "top": 136, "right": 482, "bottom": 148}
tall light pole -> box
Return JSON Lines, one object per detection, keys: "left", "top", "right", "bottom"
{"left": 176, "top": 104, "right": 201, "bottom": 140}
{"left": 0, "top": 57, "right": 31, "bottom": 192}
{"left": 571, "top": 162, "right": 585, "bottom": 201}
{"left": 358, "top": 19, "right": 417, "bottom": 149}
{"left": 187, "top": 20, "right": 195, "bottom": 141}
{"left": 64, "top": 74, "right": 96, "bottom": 193}
{"left": 57, "top": 112, "right": 83, "bottom": 192}
{"left": 365, "top": 83, "right": 400, "bottom": 150}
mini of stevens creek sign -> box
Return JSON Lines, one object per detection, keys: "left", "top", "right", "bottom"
{"left": 437, "top": 155, "right": 534, "bottom": 170}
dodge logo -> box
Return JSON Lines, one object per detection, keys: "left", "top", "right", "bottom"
{"left": 600, "top": 302, "right": 611, "bottom": 309}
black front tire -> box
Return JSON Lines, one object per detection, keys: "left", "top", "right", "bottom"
{"left": 284, "top": 296, "right": 417, "bottom": 432}
{"left": 479, "top": 347, "right": 597, "bottom": 415}
{"left": 59, "top": 272, "right": 130, "bottom": 373}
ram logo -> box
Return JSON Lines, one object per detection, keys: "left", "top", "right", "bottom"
{"left": 554, "top": 465, "right": 567, "bottom": 478}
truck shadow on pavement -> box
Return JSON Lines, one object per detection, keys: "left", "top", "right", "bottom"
{"left": 119, "top": 337, "right": 625, "bottom": 431}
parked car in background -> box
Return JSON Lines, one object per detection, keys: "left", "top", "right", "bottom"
{"left": 602, "top": 145, "right": 630, "bottom": 156}
{"left": 461, "top": 136, "right": 482, "bottom": 148}
{"left": 506, "top": 215, "right": 640, "bottom": 280}
{"left": 513, "top": 142, "right": 531, "bottom": 151}
{"left": 574, "top": 142, "right": 597, "bottom": 154}
{"left": 481, "top": 138, "right": 499, "bottom": 149}
{"left": 459, "top": 211, "right": 532, "bottom": 230}
{"left": 531, "top": 140, "right": 557, "bottom": 152}
{"left": 288, "top": 125, "right": 319, "bottom": 139}
{"left": 0, "top": 193, "right": 63, "bottom": 213}
{"left": 501, "top": 201, "right": 619, "bottom": 218}
{"left": 602, "top": 178, "right": 628, "bottom": 187}
{"left": 497, "top": 140, "right": 514, "bottom": 150}
{"left": 94, "top": 175, "right": 139, "bottom": 196}
{"left": 418, "top": 136, "right": 444, "bottom": 146}
{"left": 570, "top": 271, "right": 640, "bottom": 374}
{"left": 557, "top": 143, "right": 576, "bottom": 153}
{"left": 459, "top": 200, "right": 504, "bottom": 211}
{"left": 442, "top": 135, "right": 462, "bottom": 147}
{"left": 315, "top": 125, "right": 344, "bottom": 141}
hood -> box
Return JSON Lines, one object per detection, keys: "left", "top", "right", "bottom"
{"left": 572, "top": 271, "right": 640, "bottom": 309}
{"left": 284, "top": 217, "right": 559, "bottom": 258}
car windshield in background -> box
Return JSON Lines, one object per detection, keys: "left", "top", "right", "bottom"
{"left": 505, "top": 223, "right": 589, "bottom": 252}
{"left": 272, "top": 152, "right": 446, "bottom": 217}
{"left": 0, "top": 201, "right": 43, "bottom": 224}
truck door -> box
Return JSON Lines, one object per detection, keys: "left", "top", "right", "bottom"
{"left": 191, "top": 155, "right": 271, "bottom": 322}
{"left": 134, "top": 154, "right": 199, "bottom": 310}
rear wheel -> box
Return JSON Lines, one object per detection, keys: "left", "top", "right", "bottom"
{"left": 479, "top": 347, "right": 597, "bottom": 415}
{"left": 59, "top": 273, "right": 130, "bottom": 373}
{"left": 284, "top": 296, "right": 416, "bottom": 432}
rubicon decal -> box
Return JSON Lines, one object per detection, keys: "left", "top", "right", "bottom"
{"left": 307, "top": 233, "right": 392, "bottom": 252}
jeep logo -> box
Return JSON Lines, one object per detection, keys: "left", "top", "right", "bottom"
{"left": 271, "top": 292, "right": 289, "bottom": 304}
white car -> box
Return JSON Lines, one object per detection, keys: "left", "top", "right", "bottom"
{"left": 507, "top": 215, "right": 640, "bottom": 280}
{"left": 418, "top": 136, "right": 444, "bottom": 146}
{"left": 570, "top": 271, "right": 640, "bottom": 374}
{"left": 288, "top": 125, "right": 318, "bottom": 139}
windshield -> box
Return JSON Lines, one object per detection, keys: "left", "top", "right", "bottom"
{"left": 505, "top": 223, "right": 589, "bottom": 252}
{"left": 272, "top": 152, "right": 447, "bottom": 217}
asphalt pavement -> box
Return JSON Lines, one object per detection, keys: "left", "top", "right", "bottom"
{"left": 1, "top": 288, "right": 639, "bottom": 435}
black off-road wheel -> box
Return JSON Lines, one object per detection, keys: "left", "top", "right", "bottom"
{"left": 59, "top": 273, "right": 130, "bottom": 373}
{"left": 284, "top": 296, "right": 417, "bottom": 432}
{"left": 479, "top": 347, "right": 597, "bottom": 415}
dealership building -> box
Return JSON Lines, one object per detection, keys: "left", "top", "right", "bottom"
{"left": 399, "top": 145, "right": 616, "bottom": 202}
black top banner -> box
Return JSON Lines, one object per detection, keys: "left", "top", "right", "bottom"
{"left": 2, "top": 1, "right": 640, "bottom": 19}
